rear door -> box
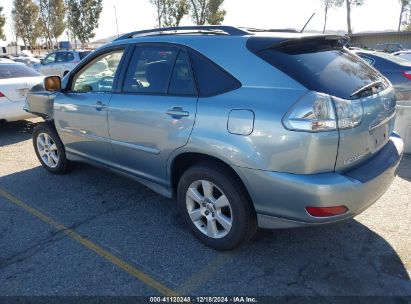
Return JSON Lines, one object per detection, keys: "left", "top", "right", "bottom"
{"left": 108, "top": 44, "right": 198, "bottom": 184}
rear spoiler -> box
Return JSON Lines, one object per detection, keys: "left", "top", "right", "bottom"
{"left": 247, "top": 35, "right": 350, "bottom": 53}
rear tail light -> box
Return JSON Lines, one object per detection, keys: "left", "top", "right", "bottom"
{"left": 402, "top": 71, "right": 411, "bottom": 80}
{"left": 282, "top": 92, "right": 363, "bottom": 132}
{"left": 0, "top": 92, "right": 5, "bottom": 98}
{"left": 306, "top": 206, "right": 348, "bottom": 217}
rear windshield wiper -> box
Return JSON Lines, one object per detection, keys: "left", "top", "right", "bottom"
{"left": 350, "top": 80, "right": 384, "bottom": 98}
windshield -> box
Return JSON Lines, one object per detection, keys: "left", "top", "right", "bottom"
{"left": 0, "top": 64, "right": 42, "bottom": 79}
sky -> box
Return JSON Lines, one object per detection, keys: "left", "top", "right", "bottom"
{"left": 0, "top": 0, "right": 404, "bottom": 43}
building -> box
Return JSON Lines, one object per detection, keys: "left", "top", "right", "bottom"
{"left": 349, "top": 31, "right": 411, "bottom": 49}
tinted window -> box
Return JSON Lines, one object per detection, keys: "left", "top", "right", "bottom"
{"left": 123, "top": 46, "right": 177, "bottom": 94}
{"left": 79, "top": 51, "right": 92, "bottom": 60}
{"left": 55, "top": 52, "right": 74, "bottom": 63}
{"left": 257, "top": 43, "right": 386, "bottom": 100}
{"left": 168, "top": 50, "right": 196, "bottom": 96}
{"left": 0, "top": 64, "right": 42, "bottom": 79}
{"left": 189, "top": 50, "right": 241, "bottom": 97}
{"left": 72, "top": 50, "right": 124, "bottom": 93}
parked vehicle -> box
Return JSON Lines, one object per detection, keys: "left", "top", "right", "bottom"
{"left": 32, "top": 50, "right": 92, "bottom": 78}
{"left": 392, "top": 50, "right": 411, "bottom": 61}
{"left": 10, "top": 51, "right": 41, "bottom": 67}
{"left": 355, "top": 50, "right": 411, "bottom": 154}
{"left": 354, "top": 51, "right": 411, "bottom": 103}
{"left": 0, "top": 62, "right": 43, "bottom": 123}
{"left": 376, "top": 43, "right": 404, "bottom": 53}
{"left": 25, "top": 26, "right": 403, "bottom": 250}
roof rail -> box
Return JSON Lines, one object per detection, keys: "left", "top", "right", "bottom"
{"left": 242, "top": 27, "right": 299, "bottom": 33}
{"left": 113, "top": 26, "right": 251, "bottom": 41}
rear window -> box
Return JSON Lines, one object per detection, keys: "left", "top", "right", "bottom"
{"left": 372, "top": 52, "right": 411, "bottom": 66}
{"left": 0, "top": 64, "right": 41, "bottom": 79}
{"left": 254, "top": 40, "right": 386, "bottom": 100}
{"left": 189, "top": 50, "right": 241, "bottom": 97}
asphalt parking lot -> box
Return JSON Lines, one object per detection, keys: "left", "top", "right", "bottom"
{"left": 0, "top": 118, "right": 410, "bottom": 298}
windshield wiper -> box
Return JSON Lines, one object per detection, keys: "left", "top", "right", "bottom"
{"left": 350, "top": 80, "right": 384, "bottom": 98}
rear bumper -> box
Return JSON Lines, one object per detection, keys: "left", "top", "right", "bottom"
{"left": 233, "top": 134, "right": 404, "bottom": 229}
{"left": 0, "top": 101, "right": 35, "bottom": 122}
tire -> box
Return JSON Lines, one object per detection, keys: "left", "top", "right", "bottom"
{"left": 33, "top": 122, "right": 71, "bottom": 174}
{"left": 177, "top": 163, "right": 257, "bottom": 250}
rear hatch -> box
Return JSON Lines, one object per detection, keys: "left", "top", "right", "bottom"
{"left": 247, "top": 35, "right": 396, "bottom": 171}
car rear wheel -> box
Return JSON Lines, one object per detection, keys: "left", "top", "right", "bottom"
{"left": 177, "top": 163, "right": 257, "bottom": 250}
{"left": 33, "top": 122, "right": 70, "bottom": 174}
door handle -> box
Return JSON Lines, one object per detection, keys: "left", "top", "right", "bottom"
{"left": 166, "top": 107, "right": 189, "bottom": 118}
{"left": 94, "top": 101, "right": 106, "bottom": 111}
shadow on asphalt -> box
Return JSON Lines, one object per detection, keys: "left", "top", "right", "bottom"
{"left": 0, "top": 119, "right": 40, "bottom": 147}
{"left": 0, "top": 164, "right": 409, "bottom": 296}
{"left": 397, "top": 155, "right": 411, "bottom": 182}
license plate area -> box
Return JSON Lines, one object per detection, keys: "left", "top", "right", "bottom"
{"left": 369, "top": 122, "right": 390, "bottom": 153}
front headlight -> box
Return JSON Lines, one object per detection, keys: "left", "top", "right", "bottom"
{"left": 282, "top": 92, "right": 363, "bottom": 132}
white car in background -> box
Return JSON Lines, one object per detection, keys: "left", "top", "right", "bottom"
{"left": 32, "top": 50, "right": 92, "bottom": 78}
{"left": 392, "top": 50, "right": 411, "bottom": 61}
{"left": 0, "top": 62, "right": 44, "bottom": 123}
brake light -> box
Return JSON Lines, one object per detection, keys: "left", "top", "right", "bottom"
{"left": 0, "top": 92, "right": 5, "bottom": 98}
{"left": 402, "top": 71, "right": 411, "bottom": 80}
{"left": 306, "top": 206, "right": 348, "bottom": 217}
{"left": 282, "top": 92, "right": 363, "bottom": 132}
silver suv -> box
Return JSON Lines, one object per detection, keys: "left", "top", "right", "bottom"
{"left": 25, "top": 26, "right": 404, "bottom": 250}
{"left": 33, "top": 50, "right": 92, "bottom": 78}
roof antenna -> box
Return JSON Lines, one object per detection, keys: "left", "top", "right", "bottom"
{"left": 300, "top": 12, "right": 315, "bottom": 33}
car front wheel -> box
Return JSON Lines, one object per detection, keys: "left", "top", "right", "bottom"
{"left": 33, "top": 122, "right": 70, "bottom": 174}
{"left": 177, "top": 163, "right": 257, "bottom": 250}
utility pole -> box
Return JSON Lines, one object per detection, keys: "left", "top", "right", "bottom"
{"left": 114, "top": 5, "right": 120, "bottom": 38}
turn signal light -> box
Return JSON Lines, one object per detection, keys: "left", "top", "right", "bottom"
{"left": 306, "top": 206, "right": 348, "bottom": 217}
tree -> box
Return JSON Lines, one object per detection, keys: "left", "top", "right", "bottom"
{"left": 189, "top": 0, "right": 225, "bottom": 25}
{"left": 150, "top": 0, "right": 167, "bottom": 28}
{"left": 0, "top": 7, "right": 6, "bottom": 40}
{"left": 163, "top": 0, "right": 189, "bottom": 27}
{"left": 12, "top": 0, "right": 42, "bottom": 49}
{"left": 345, "top": 0, "right": 365, "bottom": 34}
{"left": 321, "top": 0, "right": 343, "bottom": 34}
{"left": 398, "top": 0, "right": 411, "bottom": 31}
{"left": 39, "top": 0, "right": 65, "bottom": 50}
{"left": 65, "top": 0, "right": 102, "bottom": 46}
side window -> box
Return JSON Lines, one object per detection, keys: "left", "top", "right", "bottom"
{"left": 43, "top": 53, "right": 56, "bottom": 65}
{"left": 56, "top": 52, "right": 74, "bottom": 63}
{"left": 72, "top": 50, "right": 124, "bottom": 93}
{"left": 189, "top": 50, "right": 241, "bottom": 97}
{"left": 123, "top": 46, "right": 178, "bottom": 94}
{"left": 360, "top": 56, "right": 374, "bottom": 66}
{"left": 168, "top": 50, "right": 197, "bottom": 96}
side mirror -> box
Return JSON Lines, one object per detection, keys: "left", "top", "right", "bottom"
{"left": 44, "top": 76, "right": 61, "bottom": 92}
{"left": 40, "top": 59, "right": 44, "bottom": 65}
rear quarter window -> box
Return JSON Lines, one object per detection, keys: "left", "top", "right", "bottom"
{"left": 189, "top": 50, "right": 241, "bottom": 97}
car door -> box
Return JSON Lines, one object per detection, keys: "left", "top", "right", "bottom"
{"left": 39, "top": 52, "right": 56, "bottom": 75}
{"left": 54, "top": 48, "right": 126, "bottom": 164}
{"left": 54, "top": 52, "right": 75, "bottom": 77}
{"left": 108, "top": 44, "right": 198, "bottom": 184}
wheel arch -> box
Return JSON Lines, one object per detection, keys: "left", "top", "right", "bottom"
{"left": 168, "top": 152, "right": 254, "bottom": 210}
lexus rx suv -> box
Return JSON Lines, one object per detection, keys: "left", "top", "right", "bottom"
{"left": 25, "top": 26, "right": 403, "bottom": 250}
